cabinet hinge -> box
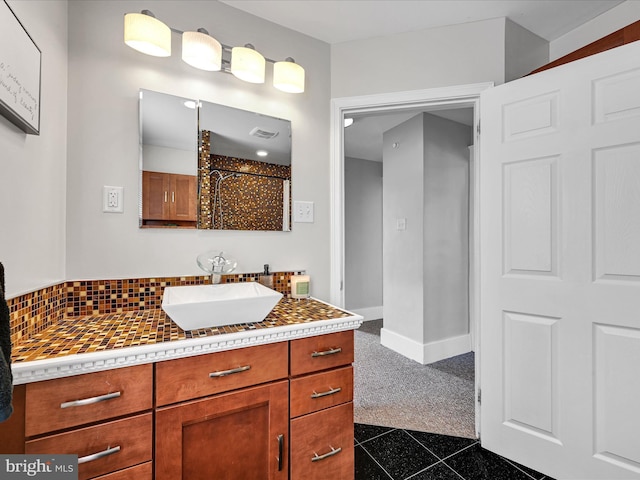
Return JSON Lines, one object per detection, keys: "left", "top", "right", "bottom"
{"left": 476, "top": 121, "right": 481, "bottom": 135}
{"left": 477, "top": 389, "right": 481, "bottom": 405}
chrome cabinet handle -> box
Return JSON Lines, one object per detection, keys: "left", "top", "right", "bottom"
{"left": 78, "top": 446, "right": 121, "bottom": 464}
{"left": 164, "top": 191, "right": 168, "bottom": 202}
{"left": 171, "top": 191, "right": 175, "bottom": 203}
{"left": 311, "top": 347, "right": 342, "bottom": 358}
{"left": 277, "top": 434, "right": 284, "bottom": 471}
{"left": 311, "top": 387, "right": 341, "bottom": 399}
{"left": 209, "top": 365, "right": 251, "bottom": 377}
{"left": 311, "top": 446, "right": 342, "bottom": 462}
{"left": 60, "top": 391, "right": 121, "bottom": 409}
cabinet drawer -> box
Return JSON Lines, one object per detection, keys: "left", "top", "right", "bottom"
{"left": 290, "top": 366, "right": 353, "bottom": 418}
{"left": 155, "top": 341, "right": 289, "bottom": 405}
{"left": 290, "top": 330, "right": 354, "bottom": 376}
{"left": 26, "top": 412, "right": 152, "bottom": 480}
{"left": 290, "top": 402, "right": 354, "bottom": 480}
{"left": 25, "top": 364, "right": 153, "bottom": 436}
{"left": 93, "top": 461, "right": 152, "bottom": 480}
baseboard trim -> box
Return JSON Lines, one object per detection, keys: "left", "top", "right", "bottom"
{"left": 380, "top": 328, "right": 424, "bottom": 363}
{"left": 380, "top": 328, "right": 471, "bottom": 365}
{"left": 350, "top": 306, "right": 383, "bottom": 322}
{"left": 422, "top": 334, "right": 472, "bottom": 364}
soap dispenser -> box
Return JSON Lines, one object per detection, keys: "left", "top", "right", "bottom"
{"left": 259, "top": 264, "right": 274, "bottom": 289}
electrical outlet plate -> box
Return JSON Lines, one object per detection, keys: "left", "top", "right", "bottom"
{"left": 103, "top": 186, "right": 124, "bottom": 213}
{"left": 293, "top": 201, "right": 314, "bottom": 223}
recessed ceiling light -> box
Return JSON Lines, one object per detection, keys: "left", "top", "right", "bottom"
{"left": 256, "top": 150, "right": 268, "bottom": 157}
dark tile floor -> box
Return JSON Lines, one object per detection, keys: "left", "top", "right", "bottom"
{"left": 355, "top": 424, "right": 556, "bottom": 480}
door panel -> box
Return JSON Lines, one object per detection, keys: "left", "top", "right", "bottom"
{"left": 480, "top": 41, "right": 640, "bottom": 479}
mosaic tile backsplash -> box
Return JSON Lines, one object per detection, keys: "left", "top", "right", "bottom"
{"left": 7, "top": 271, "right": 304, "bottom": 346}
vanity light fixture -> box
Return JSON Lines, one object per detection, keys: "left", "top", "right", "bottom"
{"left": 182, "top": 29, "right": 222, "bottom": 71}
{"left": 124, "top": 10, "right": 171, "bottom": 57}
{"left": 273, "top": 58, "right": 305, "bottom": 93}
{"left": 230, "top": 44, "right": 266, "bottom": 83}
{"left": 124, "top": 10, "right": 305, "bottom": 93}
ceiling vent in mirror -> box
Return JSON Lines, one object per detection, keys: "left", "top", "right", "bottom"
{"left": 249, "top": 127, "right": 279, "bottom": 139}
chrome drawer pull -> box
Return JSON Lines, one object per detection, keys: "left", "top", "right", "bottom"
{"left": 311, "top": 387, "right": 341, "bottom": 399}
{"left": 311, "top": 347, "right": 342, "bottom": 358}
{"left": 209, "top": 365, "right": 251, "bottom": 377}
{"left": 78, "top": 445, "right": 121, "bottom": 464}
{"left": 60, "top": 391, "right": 121, "bottom": 409}
{"left": 311, "top": 446, "right": 342, "bottom": 462}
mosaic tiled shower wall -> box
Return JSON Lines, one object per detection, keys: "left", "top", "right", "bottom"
{"left": 198, "top": 129, "right": 291, "bottom": 231}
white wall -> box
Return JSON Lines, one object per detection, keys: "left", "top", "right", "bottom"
{"left": 344, "top": 157, "right": 382, "bottom": 312}
{"left": 65, "top": 1, "right": 332, "bottom": 299}
{"left": 505, "top": 18, "right": 549, "bottom": 81}
{"left": 331, "top": 18, "right": 507, "bottom": 98}
{"left": 142, "top": 145, "right": 196, "bottom": 175}
{"left": 382, "top": 114, "right": 425, "bottom": 343}
{"left": 381, "top": 113, "right": 471, "bottom": 363}
{"left": 550, "top": 0, "right": 640, "bottom": 60}
{"left": 0, "top": 1, "right": 68, "bottom": 297}
{"left": 422, "top": 114, "right": 471, "bottom": 343}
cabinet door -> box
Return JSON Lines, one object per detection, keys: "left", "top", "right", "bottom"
{"left": 171, "top": 174, "right": 197, "bottom": 221}
{"left": 142, "top": 171, "right": 169, "bottom": 220}
{"left": 156, "top": 380, "right": 289, "bottom": 480}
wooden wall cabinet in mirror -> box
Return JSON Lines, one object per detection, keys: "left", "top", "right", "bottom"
{"left": 139, "top": 89, "right": 292, "bottom": 231}
{"left": 142, "top": 171, "right": 197, "bottom": 227}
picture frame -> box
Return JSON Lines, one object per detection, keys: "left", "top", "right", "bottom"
{"left": 0, "top": 0, "right": 41, "bottom": 135}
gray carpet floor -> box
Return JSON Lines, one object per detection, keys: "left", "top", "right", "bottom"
{"left": 354, "top": 319, "right": 476, "bottom": 439}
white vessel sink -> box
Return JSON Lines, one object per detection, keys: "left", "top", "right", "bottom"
{"left": 162, "top": 282, "right": 283, "bottom": 331}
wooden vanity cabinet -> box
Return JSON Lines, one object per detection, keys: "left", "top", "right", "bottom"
{"left": 289, "top": 330, "right": 355, "bottom": 480}
{"left": 142, "top": 171, "right": 197, "bottom": 226}
{"left": 6, "top": 329, "right": 357, "bottom": 480}
{"left": 23, "top": 364, "right": 154, "bottom": 480}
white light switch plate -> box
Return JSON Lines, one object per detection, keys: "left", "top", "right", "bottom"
{"left": 103, "top": 186, "right": 124, "bottom": 213}
{"left": 293, "top": 201, "right": 314, "bottom": 223}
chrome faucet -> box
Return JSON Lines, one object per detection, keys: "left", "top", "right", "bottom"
{"left": 196, "top": 250, "right": 237, "bottom": 284}
{"left": 211, "top": 253, "right": 226, "bottom": 284}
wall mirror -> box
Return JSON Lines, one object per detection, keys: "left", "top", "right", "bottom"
{"left": 139, "top": 89, "right": 292, "bottom": 231}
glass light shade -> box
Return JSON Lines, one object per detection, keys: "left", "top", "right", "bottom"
{"left": 124, "top": 13, "right": 171, "bottom": 57}
{"left": 231, "top": 46, "right": 265, "bottom": 83}
{"left": 273, "top": 60, "right": 305, "bottom": 93}
{"left": 182, "top": 31, "right": 222, "bottom": 71}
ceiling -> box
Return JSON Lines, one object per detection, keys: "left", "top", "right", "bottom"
{"left": 219, "top": 0, "right": 624, "bottom": 45}
{"left": 219, "top": 0, "right": 624, "bottom": 162}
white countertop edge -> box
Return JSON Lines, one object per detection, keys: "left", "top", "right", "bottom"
{"left": 12, "top": 314, "right": 363, "bottom": 385}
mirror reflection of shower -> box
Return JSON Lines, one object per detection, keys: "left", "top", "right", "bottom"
{"left": 210, "top": 170, "right": 241, "bottom": 229}
{"left": 206, "top": 167, "right": 291, "bottom": 231}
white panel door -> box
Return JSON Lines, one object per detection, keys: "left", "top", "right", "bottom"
{"left": 480, "top": 41, "right": 640, "bottom": 480}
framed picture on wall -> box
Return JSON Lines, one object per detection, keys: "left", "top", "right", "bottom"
{"left": 0, "top": 0, "right": 41, "bottom": 135}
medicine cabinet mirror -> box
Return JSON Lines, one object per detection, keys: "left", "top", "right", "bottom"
{"left": 139, "top": 89, "right": 292, "bottom": 231}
